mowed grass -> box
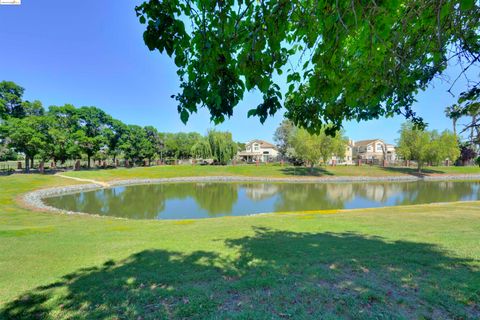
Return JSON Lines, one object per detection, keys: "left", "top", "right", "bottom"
{"left": 61, "top": 163, "right": 480, "bottom": 182}
{"left": 0, "top": 171, "right": 479, "bottom": 319}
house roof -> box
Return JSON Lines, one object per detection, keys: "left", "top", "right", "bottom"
{"left": 354, "top": 139, "right": 383, "bottom": 147}
{"left": 247, "top": 139, "right": 277, "bottom": 149}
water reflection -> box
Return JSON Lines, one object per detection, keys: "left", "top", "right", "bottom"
{"left": 45, "top": 181, "right": 480, "bottom": 220}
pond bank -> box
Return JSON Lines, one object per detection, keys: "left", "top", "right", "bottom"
{"left": 22, "top": 174, "right": 480, "bottom": 217}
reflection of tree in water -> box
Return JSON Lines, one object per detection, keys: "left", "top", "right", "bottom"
{"left": 57, "top": 186, "right": 168, "bottom": 219}
{"left": 48, "top": 181, "right": 480, "bottom": 219}
{"left": 192, "top": 183, "right": 238, "bottom": 215}
{"left": 105, "top": 183, "right": 238, "bottom": 218}
{"left": 395, "top": 181, "right": 480, "bottom": 206}
{"left": 347, "top": 182, "right": 404, "bottom": 203}
{"left": 274, "top": 183, "right": 349, "bottom": 212}
{"left": 50, "top": 183, "right": 239, "bottom": 219}
{"left": 273, "top": 181, "right": 480, "bottom": 212}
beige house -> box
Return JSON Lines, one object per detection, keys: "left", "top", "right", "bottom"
{"left": 329, "top": 140, "right": 354, "bottom": 165}
{"left": 352, "top": 139, "right": 396, "bottom": 162}
{"left": 237, "top": 139, "right": 279, "bottom": 163}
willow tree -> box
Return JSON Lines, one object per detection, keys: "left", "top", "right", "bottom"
{"left": 136, "top": 0, "right": 479, "bottom": 133}
{"left": 207, "top": 130, "right": 237, "bottom": 165}
{"left": 191, "top": 137, "right": 212, "bottom": 160}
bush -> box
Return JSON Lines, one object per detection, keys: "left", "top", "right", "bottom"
{"left": 475, "top": 157, "right": 480, "bottom": 167}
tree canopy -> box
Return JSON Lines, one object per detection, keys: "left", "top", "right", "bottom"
{"left": 397, "top": 122, "right": 460, "bottom": 171}
{"left": 136, "top": 0, "right": 480, "bottom": 133}
{"left": 0, "top": 81, "right": 241, "bottom": 169}
{"left": 289, "top": 126, "right": 347, "bottom": 169}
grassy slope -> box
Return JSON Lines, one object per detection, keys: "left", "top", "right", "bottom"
{"left": 0, "top": 172, "right": 479, "bottom": 319}
{"left": 61, "top": 163, "right": 480, "bottom": 181}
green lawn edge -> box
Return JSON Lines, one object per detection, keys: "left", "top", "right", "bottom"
{"left": 0, "top": 170, "right": 479, "bottom": 319}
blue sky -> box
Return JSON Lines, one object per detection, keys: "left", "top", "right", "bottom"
{"left": 0, "top": 0, "right": 471, "bottom": 144}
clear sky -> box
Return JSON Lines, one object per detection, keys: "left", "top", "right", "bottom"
{"left": 0, "top": 0, "right": 472, "bottom": 144}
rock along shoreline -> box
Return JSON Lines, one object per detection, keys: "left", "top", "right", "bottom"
{"left": 21, "top": 174, "right": 480, "bottom": 217}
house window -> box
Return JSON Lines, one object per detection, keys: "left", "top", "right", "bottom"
{"left": 376, "top": 143, "right": 383, "bottom": 152}
{"left": 367, "top": 146, "right": 372, "bottom": 151}
{"left": 254, "top": 144, "right": 259, "bottom": 151}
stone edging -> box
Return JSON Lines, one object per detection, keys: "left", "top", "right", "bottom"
{"left": 21, "top": 174, "right": 480, "bottom": 218}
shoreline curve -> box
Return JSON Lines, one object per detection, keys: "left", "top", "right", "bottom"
{"left": 20, "top": 174, "right": 480, "bottom": 219}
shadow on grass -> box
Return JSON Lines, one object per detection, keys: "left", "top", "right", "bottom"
{"left": 2, "top": 228, "right": 479, "bottom": 319}
{"left": 280, "top": 166, "right": 334, "bottom": 176}
{"left": 380, "top": 166, "right": 445, "bottom": 177}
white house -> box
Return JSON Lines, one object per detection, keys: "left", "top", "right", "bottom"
{"left": 237, "top": 139, "right": 279, "bottom": 163}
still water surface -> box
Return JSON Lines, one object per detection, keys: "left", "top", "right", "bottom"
{"left": 44, "top": 180, "right": 480, "bottom": 220}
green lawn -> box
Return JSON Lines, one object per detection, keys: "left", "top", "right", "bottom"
{"left": 61, "top": 163, "right": 480, "bottom": 182}
{"left": 0, "top": 171, "right": 479, "bottom": 319}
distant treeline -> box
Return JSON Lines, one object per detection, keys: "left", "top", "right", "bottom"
{"left": 0, "top": 81, "right": 240, "bottom": 171}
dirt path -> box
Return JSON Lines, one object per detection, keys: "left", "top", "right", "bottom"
{"left": 55, "top": 173, "right": 110, "bottom": 187}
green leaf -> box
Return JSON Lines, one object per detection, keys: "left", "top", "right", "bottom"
{"left": 460, "top": 0, "right": 474, "bottom": 10}
{"left": 180, "top": 109, "right": 189, "bottom": 124}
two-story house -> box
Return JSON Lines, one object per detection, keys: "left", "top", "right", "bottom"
{"left": 352, "top": 139, "right": 396, "bottom": 162}
{"left": 329, "top": 140, "right": 355, "bottom": 165}
{"left": 237, "top": 139, "right": 279, "bottom": 163}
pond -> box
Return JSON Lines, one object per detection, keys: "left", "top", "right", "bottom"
{"left": 43, "top": 180, "right": 480, "bottom": 220}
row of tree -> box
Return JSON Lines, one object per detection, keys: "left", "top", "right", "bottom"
{"left": 444, "top": 87, "right": 480, "bottom": 165}
{"left": 397, "top": 123, "right": 460, "bottom": 172}
{"left": 0, "top": 81, "right": 238, "bottom": 171}
{"left": 274, "top": 120, "right": 464, "bottom": 172}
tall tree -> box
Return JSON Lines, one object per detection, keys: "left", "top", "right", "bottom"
{"left": 444, "top": 104, "right": 462, "bottom": 136}
{"left": 144, "top": 126, "right": 164, "bottom": 164}
{"left": 136, "top": 0, "right": 480, "bottom": 133}
{"left": 445, "top": 86, "right": 480, "bottom": 149}
{"left": 289, "top": 127, "right": 347, "bottom": 171}
{"left": 207, "top": 130, "right": 237, "bottom": 165}
{"left": 273, "top": 119, "right": 295, "bottom": 158}
{"left": 119, "top": 125, "right": 154, "bottom": 165}
{"left": 105, "top": 119, "right": 128, "bottom": 162}
{"left": 46, "top": 105, "right": 82, "bottom": 164}
{"left": 76, "top": 107, "right": 112, "bottom": 168}
{"left": 5, "top": 116, "right": 50, "bottom": 171}
{"left": 0, "top": 81, "right": 25, "bottom": 120}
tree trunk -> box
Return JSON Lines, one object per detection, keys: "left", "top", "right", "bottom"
{"left": 471, "top": 115, "right": 477, "bottom": 143}
{"left": 453, "top": 119, "right": 457, "bottom": 136}
{"left": 310, "top": 163, "right": 314, "bottom": 173}
{"left": 30, "top": 157, "right": 34, "bottom": 170}
{"left": 25, "top": 156, "right": 29, "bottom": 173}
{"left": 87, "top": 154, "right": 91, "bottom": 169}
{"left": 417, "top": 162, "right": 422, "bottom": 173}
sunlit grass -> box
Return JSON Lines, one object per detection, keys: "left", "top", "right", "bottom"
{"left": 61, "top": 163, "right": 480, "bottom": 182}
{"left": 0, "top": 172, "right": 479, "bottom": 318}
